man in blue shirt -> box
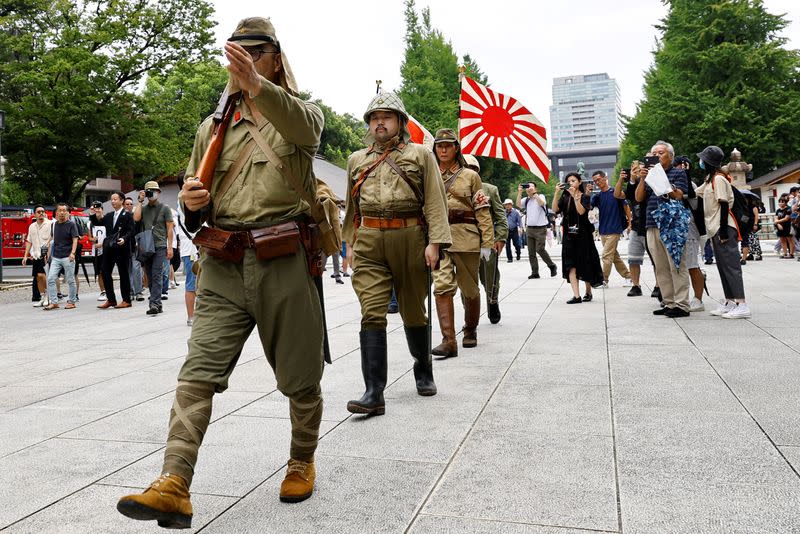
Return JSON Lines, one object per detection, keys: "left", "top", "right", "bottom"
{"left": 590, "top": 170, "right": 631, "bottom": 286}
{"left": 635, "top": 141, "right": 691, "bottom": 317}
{"left": 503, "top": 199, "right": 522, "bottom": 262}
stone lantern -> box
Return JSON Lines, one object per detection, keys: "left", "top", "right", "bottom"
{"left": 721, "top": 148, "right": 752, "bottom": 189}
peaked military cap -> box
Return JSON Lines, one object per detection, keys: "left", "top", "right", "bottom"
{"left": 434, "top": 128, "right": 459, "bottom": 144}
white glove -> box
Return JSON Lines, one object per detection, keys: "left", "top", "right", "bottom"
{"left": 480, "top": 247, "right": 492, "bottom": 260}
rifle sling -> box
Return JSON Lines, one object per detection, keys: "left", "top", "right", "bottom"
{"left": 385, "top": 154, "right": 424, "bottom": 205}
{"left": 443, "top": 168, "right": 463, "bottom": 194}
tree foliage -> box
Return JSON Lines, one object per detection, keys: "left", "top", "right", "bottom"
{"left": 619, "top": 0, "right": 800, "bottom": 179}
{"left": 313, "top": 99, "right": 365, "bottom": 168}
{"left": 0, "top": 0, "right": 217, "bottom": 204}
{"left": 398, "top": 0, "right": 552, "bottom": 201}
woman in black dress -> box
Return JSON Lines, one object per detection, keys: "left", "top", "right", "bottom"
{"left": 553, "top": 172, "right": 604, "bottom": 304}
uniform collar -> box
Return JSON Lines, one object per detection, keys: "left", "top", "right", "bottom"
{"left": 367, "top": 136, "right": 404, "bottom": 155}
{"left": 440, "top": 163, "right": 461, "bottom": 177}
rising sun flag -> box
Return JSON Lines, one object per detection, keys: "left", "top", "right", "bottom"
{"left": 458, "top": 76, "right": 551, "bottom": 182}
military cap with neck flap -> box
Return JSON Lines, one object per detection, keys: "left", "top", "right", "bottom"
{"left": 227, "top": 17, "right": 299, "bottom": 96}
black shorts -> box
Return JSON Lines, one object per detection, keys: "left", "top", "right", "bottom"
{"left": 32, "top": 258, "right": 46, "bottom": 276}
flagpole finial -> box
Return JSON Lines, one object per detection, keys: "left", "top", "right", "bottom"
{"left": 375, "top": 80, "right": 382, "bottom": 94}
{"left": 458, "top": 65, "right": 466, "bottom": 82}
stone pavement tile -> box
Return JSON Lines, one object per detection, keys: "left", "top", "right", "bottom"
{"left": 762, "top": 327, "right": 800, "bottom": 347}
{"left": 606, "top": 323, "right": 692, "bottom": 346}
{"left": 0, "top": 437, "right": 160, "bottom": 529}
{"left": 200, "top": 454, "right": 442, "bottom": 534}
{"left": 24, "top": 356, "right": 168, "bottom": 389}
{"left": 3, "top": 484, "right": 237, "bottom": 534}
{"left": 31, "top": 369, "right": 177, "bottom": 411}
{"left": 424, "top": 429, "right": 617, "bottom": 531}
{"left": 0, "top": 385, "right": 75, "bottom": 412}
{"left": 778, "top": 446, "right": 800, "bottom": 473}
{"left": 102, "top": 415, "right": 336, "bottom": 498}
{"left": 616, "top": 439, "right": 797, "bottom": 486}
{"left": 409, "top": 514, "right": 613, "bottom": 533}
{"left": 520, "top": 333, "right": 606, "bottom": 355}
{"left": 611, "top": 379, "right": 742, "bottom": 413}
{"left": 475, "top": 381, "right": 612, "bottom": 437}
{"left": 748, "top": 312, "right": 799, "bottom": 329}
{"left": 0, "top": 351, "right": 111, "bottom": 387}
{"left": 62, "top": 390, "right": 265, "bottom": 443}
{"left": 0, "top": 406, "right": 113, "bottom": 457}
{"left": 507, "top": 351, "right": 609, "bottom": 386}
{"left": 619, "top": 477, "right": 800, "bottom": 534}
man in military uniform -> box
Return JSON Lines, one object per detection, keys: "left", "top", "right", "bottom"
{"left": 431, "top": 129, "right": 494, "bottom": 359}
{"left": 463, "top": 154, "right": 508, "bottom": 324}
{"left": 117, "top": 18, "right": 326, "bottom": 529}
{"left": 343, "top": 92, "right": 451, "bottom": 416}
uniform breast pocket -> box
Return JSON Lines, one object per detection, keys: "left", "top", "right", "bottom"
{"left": 250, "top": 142, "right": 298, "bottom": 201}
{"left": 395, "top": 163, "right": 423, "bottom": 198}
{"left": 210, "top": 159, "right": 234, "bottom": 194}
{"left": 450, "top": 180, "right": 473, "bottom": 204}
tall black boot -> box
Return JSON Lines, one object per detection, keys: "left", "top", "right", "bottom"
{"left": 346, "top": 330, "right": 387, "bottom": 416}
{"left": 404, "top": 325, "right": 437, "bottom": 397}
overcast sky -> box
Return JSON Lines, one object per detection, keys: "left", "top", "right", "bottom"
{"left": 209, "top": 0, "right": 799, "bottom": 141}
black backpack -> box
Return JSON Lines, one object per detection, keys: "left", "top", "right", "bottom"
{"left": 711, "top": 173, "right": 753, "bottom": 233}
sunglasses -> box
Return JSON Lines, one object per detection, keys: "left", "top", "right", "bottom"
{"left": 243, "top": 46, "right": 279, "bottom": 62}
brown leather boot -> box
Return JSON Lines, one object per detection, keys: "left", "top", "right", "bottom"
{"left": 431, "top": 295, "right": 457, "bottom": 359}
{"left": 280, "top": 459, "right": 316, "bottom": 503}
{"left": 462, "top": 295, "right": 480, "bottom": 348}
{"left": 117, "top": 473, "right": 192, "bottom": 529}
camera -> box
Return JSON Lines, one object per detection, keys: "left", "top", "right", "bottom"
{"left": 521, "top": 183, "right": 530, "bottom": 189}
{"left": 145, "top": 189, "right": 155, "bottom": 198}
{"left": 643, "top": 156, "right": 660, "bottom": 168}
{"left": 91, "top": 201, "right": 102, "bottom": 208}
{"left": 622, "top": 168, "right": 631, "bottom": 177}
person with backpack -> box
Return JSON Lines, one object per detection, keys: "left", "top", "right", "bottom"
{"left": 132, "top": 182, "right": 173, "bottom": 315}
{"left": 696, "top": 145, "right": 751, "bottom": 319}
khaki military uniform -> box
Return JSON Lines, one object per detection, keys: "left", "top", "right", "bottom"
{"left": 343, "top": 143, "right": 451, "bottom": 330}
{"left": 478, "top": 181, "right": 509, "bottom": 304}
{"left": 432, "top": 164, "right": 494, "bottom": 298}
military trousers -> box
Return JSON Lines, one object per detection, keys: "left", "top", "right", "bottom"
{"left": 479, "top": 249, "right": 501, "bottom": 304}
{"left": 352, "top": 225, "right": 428, "bottom": 330}
{"left": 433, "top": 250, "right": 480, "bottom": 299}
{"left": 179, "top": 247, "right": 325, "bottom": 397}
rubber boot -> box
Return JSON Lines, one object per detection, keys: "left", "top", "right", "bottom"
{"left": 346, "top": 330, "right": 387, "bottom": 415}
{"left": 431, "top": 295, "right": 458, "bottom": 359}
{"left": 404, "top": 325, "right": 437, "bottom": 396}
{"left": 462, "top": 296, "right": 480, "bottom": 348}
{"left": 487, "top": 301, "right": 501, "bottom": 324}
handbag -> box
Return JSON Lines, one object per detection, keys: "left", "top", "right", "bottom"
{"left": 135, "top": 230, "right": 156, "bottom": 262}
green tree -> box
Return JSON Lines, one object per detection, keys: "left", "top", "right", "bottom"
{"left": 313, "top": 99, "right": 365, "bottom": 168}
{"left": 132, "top": 59, "right": 228, "bottom": 184}
{"left": 0, "top": 0, "right": 217, "bottom": 204}
{"left": 619, "top": 0, "right": 800, "bottom": 179}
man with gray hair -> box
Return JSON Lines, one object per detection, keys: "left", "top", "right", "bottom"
{"left": 635, "top": 140, "right": 691, "bottom": 317}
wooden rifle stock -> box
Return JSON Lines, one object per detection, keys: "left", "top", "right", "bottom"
{"left": 195, "top": 90, "right": 241, "bottom": 191}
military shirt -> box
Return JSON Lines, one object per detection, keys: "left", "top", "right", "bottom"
{"left": 441, "top": 165, "right": 494, "bottom": 252}
{"left": 481, "top": 182, "right": 509, "bottom": 243}
{"left": 183, "top": 77, "right": 324, "bottom": 230}
{"left": 343, "top": 143, "right": 451, "bottom": 246}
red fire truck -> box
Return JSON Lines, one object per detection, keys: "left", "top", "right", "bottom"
{"left": 1, "top": 207, "right": 94, "bottom": 261}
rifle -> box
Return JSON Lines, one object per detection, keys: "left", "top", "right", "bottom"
{"left": 195, "top": 87, "right": 241, "bottom": 191}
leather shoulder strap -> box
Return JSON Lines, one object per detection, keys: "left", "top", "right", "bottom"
{"left": 211, "top": 138, "right": 256, "bottom": 224}
{"left": 442, "top": 168, "right": 463, "bottom": 193}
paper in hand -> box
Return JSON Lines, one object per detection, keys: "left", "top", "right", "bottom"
{"left": 645, "top": 164, "right": 673, "bottom": 196}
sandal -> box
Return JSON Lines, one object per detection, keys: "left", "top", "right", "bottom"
{"left": 65, "top": 302, "right": 76, "bottom": 309}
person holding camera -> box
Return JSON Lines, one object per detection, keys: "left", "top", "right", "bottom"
{"left": 635, "top": 141, "right": 691, "bottom": 317}
{"left": 89, "top": 191, "right": 134, "bottom": 309}
{"left": 590, "top": 169, "right": 631, "bottom": 287}
{"left": 553, "top": 172, "right": 603, "bottom": 303}
{"left": 132, "top": 181, "right": 173, "bottom": 315}
{"left": 517, "top": 181, "right": 557, "bottom": 279}
{"left": 22, "top": 205, "right": 53, "bottom": 307}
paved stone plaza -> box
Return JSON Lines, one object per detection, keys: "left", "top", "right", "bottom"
{"left": 1, "top": 246, "right": 799, "bottom": 533}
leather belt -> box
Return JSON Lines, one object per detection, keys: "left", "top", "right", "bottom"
{"left": 361, "top": 216, "right": 422, "bottom": 230}
{"left": 448, "top": 209, "right": 477, "bottom": 225}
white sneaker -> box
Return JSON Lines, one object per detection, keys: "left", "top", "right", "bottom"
{"left": 97, "top": 291, "right": 107, "bottom": 302}
{"left": 723, "top": 303, "right": 751, "bottom": 319}
{"left": 169, "top": 281, "right": 178, "bottom": 289}
{"left": 709, "top": 300, "right": 735, "bottom": 317}
{"left": 689, "top": 297, "right": 705, "bottom": 312}
{"left": 33, "top": 298, "right": 46, "bottom": 307}
{"left": 622, "top": 279, "right": 633, "bottom": 287}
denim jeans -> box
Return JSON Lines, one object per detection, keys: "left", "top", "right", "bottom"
{"left": 143, "top": 247, "right": 166, "bottom": 308}
{"left": 47, "top": 256, "right": 77, "bottom": 304}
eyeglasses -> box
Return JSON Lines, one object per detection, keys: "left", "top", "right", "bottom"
{"left": 243, "top": 46, "right": 279, "bottom": 62}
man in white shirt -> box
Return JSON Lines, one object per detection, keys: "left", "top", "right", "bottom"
{"left": 174, "top": 207, "right": 198, "bottom": 326}
{"left": 516, "top": 182, "right": 557, "bottom": 279}
{"left": 22, "top": 205, "right": 54, "bottom": 307}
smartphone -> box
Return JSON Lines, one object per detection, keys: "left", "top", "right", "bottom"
{"left": 622, "top": 168, "right": 631, "bottom": 178}
{"left": 643, "top": 156, "right": 660, "bottom": 168}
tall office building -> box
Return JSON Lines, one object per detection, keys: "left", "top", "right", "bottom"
{"left": 548, "top": 73, "right": 623, "bottom": 181}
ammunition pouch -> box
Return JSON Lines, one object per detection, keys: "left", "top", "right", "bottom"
{"left": 193, "top": 222, "right": 301, "bottom": 264}
{"left": 448, "top": 209, "right": 478, "bottom": 225}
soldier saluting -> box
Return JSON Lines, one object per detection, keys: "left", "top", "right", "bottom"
{"left": 117, "top": 17, "right": 326, "bottom": 529}
{"left": 431, "top": 129, "right": 494, "bottom": 359}
{"left": 343, "top": 92, "right": 451, "bottom": 416}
